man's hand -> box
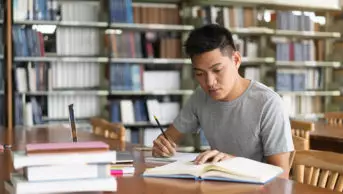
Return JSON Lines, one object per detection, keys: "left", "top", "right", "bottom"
{"left": 152, "top": 134, "right": 177, "bottom": 157}
{"left": 193, "top": 149, "right": 234, "bottom": 165}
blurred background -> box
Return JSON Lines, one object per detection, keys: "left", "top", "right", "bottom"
{"left": 1, "top": 0, "right": 343, "bottom": 150}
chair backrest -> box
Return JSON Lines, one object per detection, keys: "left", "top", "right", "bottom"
{"left": 292, "top": 135, "right": 309, "bottom": 151}
{"left": 289, "top": 150, "right": 296, "bottom": 169}
{"left": 290, "top": 120, "right": 315, "bottom": 140}
{"left": 90, "top": 117, "right": 126, "bottom": 142}
{"left": 325, "top": 112, "right": 343, "bottom": 126}
{"left": 292, "top": 150, "right": 343, "bottom": 192}
{"left": 289, "top": 136, "right": 308, "bottom": 168}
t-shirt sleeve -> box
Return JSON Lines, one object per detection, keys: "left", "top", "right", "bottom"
{"left": 260, "top": 96, "right": 294, "bottom": 156}
{"left": 172, "top": 88, "right": 201, "bottom": 133}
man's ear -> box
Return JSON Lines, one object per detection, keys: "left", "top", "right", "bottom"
{"left": 232, "top": 51, "right": 242, "bottom": 69}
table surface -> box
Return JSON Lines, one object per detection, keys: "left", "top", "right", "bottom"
{"left": 312, "top": 122, "right": 343, "bottom": 141}
{"left": 0, "top": 125, "right": 341, "bottom": 194}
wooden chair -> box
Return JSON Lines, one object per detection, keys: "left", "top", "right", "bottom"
{"left": 292, "top": 135, "right": 309, "bottom": 150}
{"left": 289, "top": 136, "right": 308, "bottom": 170}
{"left": 290, "top": 119, "right": 315, "bottom": 140}
{"left": 325, "top": 112, "right": 343, "bottom": 126}
{"left": 289, "top": 120, "right": 313, "bottom": 170}
{"left": 89, "top": 117, "right": 126, "bottom": 142}
{"left": 292, "top": 150, "right": 343, "bottom": 192}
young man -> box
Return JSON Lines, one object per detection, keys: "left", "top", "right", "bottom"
{"left": 152, "top": 24, "right": 294, "bottom": 178}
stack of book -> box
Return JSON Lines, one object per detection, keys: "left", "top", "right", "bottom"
{"left": 5, "top": 141, "right": 118, "bottom": 194}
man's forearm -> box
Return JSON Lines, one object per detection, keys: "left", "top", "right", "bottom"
{"left": 266, "top": 152, "right": 291, "bottom": 179}
{"left": 164, "top": 124, "right": 183, "bottom": 144}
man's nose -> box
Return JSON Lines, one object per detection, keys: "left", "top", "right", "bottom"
{"left": 206, "top": 73, "right": 216, "bottom": 88}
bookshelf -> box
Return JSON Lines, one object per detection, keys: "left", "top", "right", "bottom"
{"left": 2, "top": 0, "right": 342, "bottom": 148}
{"left": 3, "top": 0, "right": 198, "bottom": 146}
{"left": 182, "top": 0, "right": 342, "bottom": 124}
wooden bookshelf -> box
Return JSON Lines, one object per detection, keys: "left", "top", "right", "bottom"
{"left": 2, "top": 0, "right": 342, "bottom": 147}
{"left": 187, "top": 0, "right": 341, "bottom": 11}
{"left": 183, "top": 0, "right": 342, "bottom": 122}
{"left": 3, "top": 0, "right": 198, "bottom": 146}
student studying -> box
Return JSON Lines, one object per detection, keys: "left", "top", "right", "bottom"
{"left": 151, "top": 24, "right": 294, "bottom": 179}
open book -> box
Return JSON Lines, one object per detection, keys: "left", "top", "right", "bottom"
{"left": 143, "top": 157, "right": 283, "bottom": 184}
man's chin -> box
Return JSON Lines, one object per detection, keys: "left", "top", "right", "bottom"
{"left": 209, "top": 93, "right": 225, "bottom": 101}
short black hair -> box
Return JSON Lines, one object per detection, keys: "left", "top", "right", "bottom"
{"left": 184, "top": 24, "right": 236, "bottom": 58}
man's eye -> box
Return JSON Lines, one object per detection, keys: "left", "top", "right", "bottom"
{"left": 213, "top": 69, "right": 221, "bottom": 73}
{"left": 195, "top": 72, "right": 203, "bottom": 76}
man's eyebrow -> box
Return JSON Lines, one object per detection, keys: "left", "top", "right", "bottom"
{"left": 209, "top": 63, "right": 221, "bottom": 69}
{"left": 192, "top": 63, "right": 221, "bottom": 71}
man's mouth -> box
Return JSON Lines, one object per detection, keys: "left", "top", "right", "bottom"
{"left": 209, "top": 88, "right": 220, "bottom": 93}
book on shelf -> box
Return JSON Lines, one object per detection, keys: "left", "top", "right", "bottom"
{"left": 281, "top": 95, "right": 323, "bottom": 118}
{"left": 190, "top": 5, "right": 255, "bottom": 28}
{"left": 110, "top": 98, "right": 179, "bottom": 144}
{"left": 143, "top": 157, "right": 283, "bottom": 184}
{"left": 276, "top": 69, "right": 322, "bottom": 92}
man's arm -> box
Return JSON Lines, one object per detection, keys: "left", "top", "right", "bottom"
{"left": 153, "top": 88, "right": 202, "bottom": 157}
{"left": 266, "top": 152, "right": 291, "bottom": 179}
{"left": 164, "top": 124, "right": 184, "bottom": 143}
{"left": 260, "top": 96, "right": 294, "bottom": 179}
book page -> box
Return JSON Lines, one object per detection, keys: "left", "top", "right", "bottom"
{"left": 143, "top": 161, "right": 208, "bottom": 177}
{"left": 145, "top": 152, "right": 199, "bottom": 163}
{"left": 209, "top": 157, "right": 283, "bottom": 182}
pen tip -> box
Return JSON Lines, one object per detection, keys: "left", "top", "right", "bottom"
{"left": 153, "top": 115, "right": 157, "bottom": 119}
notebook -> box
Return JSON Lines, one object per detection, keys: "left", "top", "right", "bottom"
{"left": 142, "top": 157, "right": 283, "bottom": 184}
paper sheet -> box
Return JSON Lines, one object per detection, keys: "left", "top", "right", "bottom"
{"left": 145, "top": 152, "right": 199, "bottom": 163}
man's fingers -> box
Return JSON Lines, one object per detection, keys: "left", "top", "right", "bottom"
{"left": 152, "top": 146, "right": 169, "bottom": 158}
{"left": 194, "top": 150, "right": 211, "bottom": 163}
{"left": 152, "top": 136, "right": 176, "bottom": 157}
{"left": 159, "top": 136, "right": 176, "bottom": 155}
{"left": 195, "top": 150, "right": 219, "bottom": 164}
{"left": 212, "top": 153, "right": 225, "bottom": 163}
{"left": 153, "top": 139, "right": 169, "bottom": 154}
{"left": 211, "top": 153, "right": 234, "bottom": 163}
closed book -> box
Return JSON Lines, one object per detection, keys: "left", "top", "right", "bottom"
{"left": 9, "top": 173, "right": 117, "bottom": 194}
{"left": 25, "top": 141, "right": 109, "bottom": 155}
{"left": 12, "top": 150, "right": 117, "bottom": 169}
{"left": 24, "top": 164, "right": 111, "bottom": 181}
{"left": 143, "top": 157, "right": 283, "bottom": 184}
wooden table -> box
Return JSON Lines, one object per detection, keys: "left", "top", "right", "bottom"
{"left": 311, "top": 122, "right": 343, "bottom": 153}
{"left": 0, "top": 125, "right": 340, "bottom": 194}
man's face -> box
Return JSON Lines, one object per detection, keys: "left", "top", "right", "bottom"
{"left": 191, "top": 48, "right": 241, "bottom": 101}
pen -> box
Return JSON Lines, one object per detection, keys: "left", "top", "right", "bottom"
{"left": 153, "top": 115, "right": 170, "bottom": 141}
{"left": 68, "top": 104, "right": 78, "bottom": 142}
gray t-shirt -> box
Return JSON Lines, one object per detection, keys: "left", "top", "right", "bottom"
{"left": 173, "top": 80, "right": 294, "bottom": 162}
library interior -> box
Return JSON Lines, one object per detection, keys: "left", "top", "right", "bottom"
{"left": 2, "top": 0, "right": 343, "bottom": 193}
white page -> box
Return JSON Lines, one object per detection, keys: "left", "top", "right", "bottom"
{"left": 213, "top": 157, "right": 283, "bottom": 182}
{"left": 145, "top": 152, "right": 199, "bottom": 163}
{"left": 143, "top": 160, "right": 206, "bottom": 177}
